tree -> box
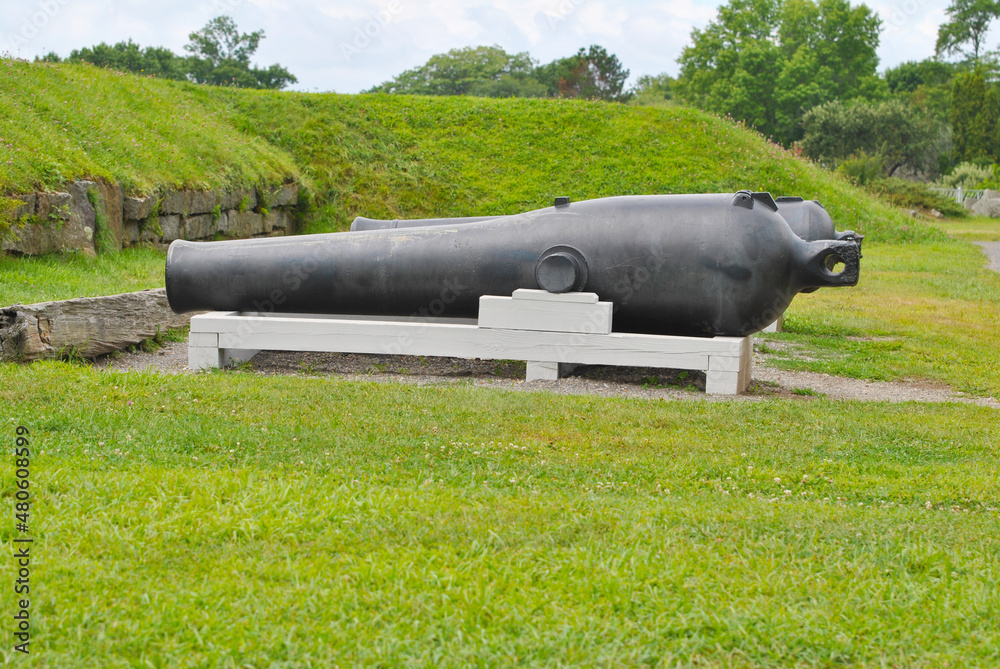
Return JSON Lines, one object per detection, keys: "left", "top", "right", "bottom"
{"left": 367, "top": 44, "right": 631, "bottom": 102}
{"left": 884, "top": 59, "right": 957, "bottom": 93}
{"left": 63, "top": 40, "right": 188, "bottom": 81}
{"left": 184, "top": 16, "right": 297, "bottom": 89}
{"left": 185, "top": 16, "right": 264, "bottom": 66}
{"left": 675, "top": 0, "right": 884, "bottom": 145}
{"left": 535, "top": 45, "right": 632, "bottom": 102}
{"left": 629, "top": 73, "right": 675, "bottom": 106}
{"left": 950, "top": 67, "right": 1000, "bottom": 162}
{"left": 41, "top": 17, "right": 296, "bottom": 90}
{"left": 367, "top": 46, "right": 544, "bottom": 97}
{"left": 800, "top": 99, "right": 943, "bottom": 176}
{"left": 935, "top": 0, "right": 1000, "bottom": 62}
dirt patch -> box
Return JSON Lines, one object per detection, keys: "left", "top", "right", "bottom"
{"left": 87, "top": 340, "right": 1000, "bottom": 408}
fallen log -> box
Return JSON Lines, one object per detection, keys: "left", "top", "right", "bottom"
{"left": 1, "top": 289, "right": 194, "bottom": 361}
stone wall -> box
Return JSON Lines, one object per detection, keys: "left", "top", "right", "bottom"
{"left": 2, "top": 181, "right": 300, "bottom": 255}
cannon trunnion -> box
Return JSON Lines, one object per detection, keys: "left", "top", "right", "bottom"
{"left": 166, "top": 192, "right": 862, "bottom": 337}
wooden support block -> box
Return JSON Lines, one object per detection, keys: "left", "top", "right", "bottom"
{"left": 188, "top": 331, "right": 218, "bottom": 347}
{"left": 479, "top": 292, "right": 612, "bottom": 334}
{"left": 188, "top": 345, "right": 221, "bottom": 370}
{"left": 512, "top": 289, "right": 597, "bottom": 304}
{"left": 526, "top": 361, "right": 560, "bottom": 381}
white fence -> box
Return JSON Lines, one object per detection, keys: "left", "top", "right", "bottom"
{"left": 929, "top": 187, "right": 987, "bottom": 204}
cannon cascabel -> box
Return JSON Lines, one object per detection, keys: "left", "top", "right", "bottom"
{"left": 165, "top": 191, "right": 862, "bottom": 337}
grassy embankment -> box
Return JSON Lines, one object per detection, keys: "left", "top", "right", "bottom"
{"left": 1, "top": 60, "right": 999, "bottom": 666}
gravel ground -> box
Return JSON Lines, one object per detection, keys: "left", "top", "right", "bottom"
{"left": 84, "top": 242, "right": 1000, "bottom": 408}
{"left": 976, "top": 242, "right": 1000, "bottom": 272}
{"left": 91, "top": 341, "right": 1000, "bottom": 407}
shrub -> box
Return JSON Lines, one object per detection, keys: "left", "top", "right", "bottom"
{"left": 939, "top": 162, "right": 995, "bottom": 189}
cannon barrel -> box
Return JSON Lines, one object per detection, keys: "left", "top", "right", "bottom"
{"left": 166, "top": 191, "right": 862, "bottom": 337}
{"left": 350, "top": 194, "right": 863, "bottom": 248}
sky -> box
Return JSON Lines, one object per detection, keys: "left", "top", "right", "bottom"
{"left": 1, "top": 0, "right": 996, "bottom": 94}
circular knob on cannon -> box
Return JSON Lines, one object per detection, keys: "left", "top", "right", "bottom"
{"left": 535, "top": 246, "right": 588, "bottom": 293}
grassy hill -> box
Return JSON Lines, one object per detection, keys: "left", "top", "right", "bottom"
{"left": 1, "top": 59, "right": 941, "bottom": 243}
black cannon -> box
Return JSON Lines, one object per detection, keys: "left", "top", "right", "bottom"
{"left": 166, "top": 191, "right": 862, "bottom": 337}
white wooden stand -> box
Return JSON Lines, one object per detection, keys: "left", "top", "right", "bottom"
{"left": 189, "top": 289, "right": 753, "bottom": 394}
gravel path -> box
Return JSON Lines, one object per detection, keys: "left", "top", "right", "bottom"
{"left": 90, "top": 340, "right": 1000, "bottom": 407}
{"left": 976, "top": 242, "right": 1000, "bottom": 272}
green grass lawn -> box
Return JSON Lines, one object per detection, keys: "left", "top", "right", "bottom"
{"left": 930, "top": 214, "right": 1000, "bottom": 242}
{"left": 1, "top": 363, "right": 999, "bottom": 667}
{"left": 0, "top": 248, "right": 165, "bottom": 305}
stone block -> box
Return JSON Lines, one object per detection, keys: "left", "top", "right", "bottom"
{"left": 184, "top": 214, "right": 215, "bottom": 240}
{"left": 216, "top": 210, "right": 230, "bottom": 233}
{"left": 123, "top": 221, "right": 140, "bottom": 246}
{"left": 124, "top": 196, "right": 155, "bottom": 221}
{"left": 2, "top": 185, "right": 97, "bottom": 255}
{"left": 189, "top": 191, "right": 218, "bottom": 215}
{"left": 139, "top": 226, "right": 160, "bottom": 245}
{"left": 265, "top": 209, "right": 293, "bottom": 231}
{"left": 160, "top": 190, "right": 190, "bottom": 215}
{"left": 228, "top": 210, "right": 264, "bottom": 237}
{"left": 971, "top": 197, "right": 1000, "bottom": 218}
{"left": 67, "top": 180, "right": 97, "bottom": 235}
{"left": 219, "top": 189, "right": 257, "bottom": 212}
{"left": 261, "top": 183, "right": 300, "bottom": 208}
{"left": 159, "top": 214, "right": 182, "bottom": 242}
{"left": 95, "top": 181, "right": 123, "bottom": 250}
{"left": 34, "top": 192, "right": 72, "bottom": 223}
{"left": 9, "top": 193, "right": 35, "bottom": 219}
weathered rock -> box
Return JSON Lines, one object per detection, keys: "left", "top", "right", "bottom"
{"left": 67, "top": 180, "right": 98, "bottom": 233}
{"left": 215, "top": 210, "right": 230, "bottom": 233}
{"left": 124, "top": 196, "right": 155, "bottom": 221}
{"left": 139, "top": 225, "right": 160, "bottom": 246}
{"left": 159, "top": 214, "right": 182, "bottom": 241}
{"left": 159, "top": 190, "right": 190, "bottom": 215}
{"left": 965, "top": 198, "right": 977, "bottom": 210}
{"left": 184, "top": 214, "right": 215, "bottom": 240}
{"left": 159, "top": 190, "right": 216, "bottom": 215}
{"left": 123, "top": 221, "right": 141, "bottom": 245}
{"left": 3, "top": 188, "right": 94, "bottom": 255}
{"left": 95, "top": 181, "right": 124, "bottom": 250}
{"left": 228, "top": 210, "right": 264, "bottom": 237}
{"left": 0, "top": 289, "right": 196, "bottom": 361}
{"left": 971, "top": 197, "right": 1000, "bottom": 218}
{"left": 34, "top": 191, "right": 73, "bottom": 222}
{"left": 263, "top": 209, "right": 294, "bottom": 232}
{"left": 219, "top": 189, "right": 257, "bottom": 212}
{"left": 260, "top": 183, "right": 300, "bottom": 208}
{"left": 984, "top": 189, "right": 1000, "bottom": 200}
{"left": 8, "top": 193, "right": 36, "bottom": 219}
